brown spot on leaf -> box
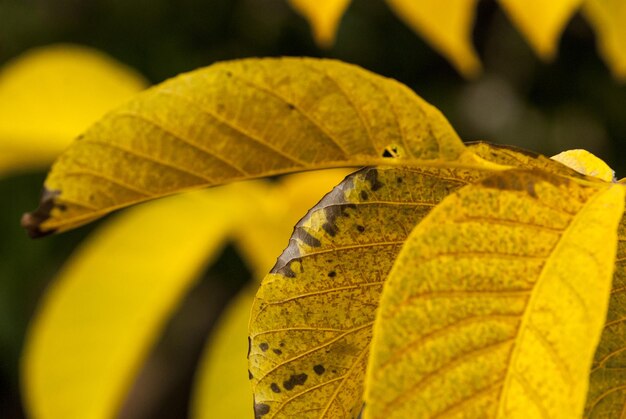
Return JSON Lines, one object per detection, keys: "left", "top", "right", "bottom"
{"left": 356, "top": 225, "right": 365, "bottom": 233}
{"left": 360, "top": 190, "right": 369, "bottom": 200}
{"left": 248, "top": 370, "right": 254, "bottom": 380}
{"left": 259, "top": 342, "right": 269, "bottom": 352}
{"left": 365, "top": 169, "right": 384, "bottom": 191}
{"left": 21, "top": 187, "right": 61, "bottom": 238}
{"left": 254, "top": 402, "right": 270, "bottom": 418}
{"left": 328, "top": 271, "right": 336, "bottom": 278}
{"left": 273, "top": 348, "right": 282, "bottom": 355}
{"left": 396, "top": 177, "right": 403, "bottom": 184}
{"left": 283, "top": 373, "right": 308, "bottom": 390}
{"left": 322, "top": 221, "right": 338, "bottom": 237}
{"left": 313, "top": 364, "right": 326, "bottom": 375}
{"left": 271, "top": 383, "right": 281, "bottom": 393}
{"left": 294, "top": 227, "right": 321, "bottom": 247}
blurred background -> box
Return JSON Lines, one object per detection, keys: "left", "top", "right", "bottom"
{"left": 1, "top": 0, "right": 625, "bottom": 418}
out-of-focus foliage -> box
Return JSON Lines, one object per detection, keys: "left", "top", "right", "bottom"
{"left": 0, "top": 44, "right": 147, "bottom": 175}
{"left": 290, "top": 0, "right": 626, "bottom": 80}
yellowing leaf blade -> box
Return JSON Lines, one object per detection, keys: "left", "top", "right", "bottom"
{"left": 23, "top": 57, "right": 479, "bottom": 236}
{"left": 584, "top": 0, "right": 626, "bottom": 81}
{"left": 22, "top": 186, "right": 253, "bottom": 419}
{"left": 248, "top": 165, "right": 494, "bottom": 418}
{"left": 191, "top": 287, "right": 255, "bottom": 419}
{"left": 385, "top": 0, "right": 481, "bottom": 78}
{"left": 365, "top": 170, "right": 624, "bottom": 418}
{"left": 288, "top": 0, "right": 352, "bottom": 48}
{"left": 498, "top": 0, "right": 582, "bottom": 59}
{"left": 585, "top": 213, "right": 626, "bottom": 417}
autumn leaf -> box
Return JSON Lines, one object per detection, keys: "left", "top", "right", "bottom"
{"left": 498, "top": 0, "right": 583, "bottom": 59}
{"left": 22, "top": 57, "right": 487, "bottom": 237}
{"left": 23, "top": 169, "right": 348, "bottom": 419}
{"left": 583, "top": 0, "right": 626, "bottom": 80}
{"left": 287, "top": 0, "right": 626, "bottom": 80}
{"left": 22, "top": 186, "right": 251, "bottom": 419}
{"left": 366, "top": 169, "right": 624, "bottom": 418}
{"left": 0, "top": 44, "right": 146, "bottom": 174}
{"left": 248, "top": 165, "right": 492, "bottom": 418}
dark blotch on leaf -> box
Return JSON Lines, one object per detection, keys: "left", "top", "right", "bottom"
{"left": 248, "top": 370, "right": 254, "bottom": 380}
{"left": 283, "top": 373, "right": 308, "bottom": 390}
{"left": 397, "top": 177, "right": 403, "bottom": 184}
{"left": 271, "top": 383, "right": 281, "bottom": 393}
{"left": 287, "top": 103, "right": 295, "bottom": 110}
{"left": 21, "top": 188, "right": 61, "bottom": 238}
{"left": 259, "top": 342, "right": 269, "bottom": 352}
{"left": 356, "top": 225, "right": 365, "bottom": 233}
{"left": 360, "top": 190, "right": 369, "bottom": 201}
{"left": 254, "top": 402, "right": 270, "bottom": 418}
{"left": 313, "top": 364, "right": 326, "bottom": 375}
{"left": 328, "top": 271, "right": 336, "bottom": 278}
{"left": 294, "top": 227, "right": 322, "bottom": 247}
{"left": 365, "top": 169, "right": 384, "bottom": 191}
{"left": 273, "top": 348, "right": 282, "bottom": 355}
{"left": 247, "top": 337, "right": 252, "bottom": 357}
{"left": 322, "top": 221, "right": 338, "bottom": 237}
{"left": 382, "top": 149, "right": 393, "bottom": 158}
{"left": 280, "top": 342, "right": 285, "bottom": 347}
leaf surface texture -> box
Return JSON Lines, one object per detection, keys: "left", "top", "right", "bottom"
{"left": 24, "top": 57, "right": 477, "bottom": 236}
{"left": 248, "top": 165, "right": 492, "bottom": 418}
{"left": 365, "top": 170, "right": 624, "bottom": 418}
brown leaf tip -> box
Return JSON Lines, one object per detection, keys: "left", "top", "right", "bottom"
{"left": 21, "top": 187, "right": 60, "bottom": 238}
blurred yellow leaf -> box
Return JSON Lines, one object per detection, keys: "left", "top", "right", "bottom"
{"left": 385, "top": 0, "right": 481, "bottom": 78}
{"left": 191, "top": 287, "right": 256, "bottom": 419}
{"left": 551, "top": 149, "right": 615, "bottom": 182}
{"left": 288, "top": 0, "right": 351, "bottom": 48}
{"left": 23, "top": 57, "right": 485, "bottom": 236}
{"left": 499, "top": 0, "right": 583, "bottom": 59}
{"left": 366, "top": 170, "right": 623, "bottom": 418}
{"left": 584, "top": 0, "right": 626, "bottom": 80}
{"left": 248, "top": 165, "right": 492, "bottom": 418}
{"left": 0, "top": 44, "right": 147, "bottom": 174}
{"left": 22, "top": 185, "right": 253, "bottom": 419}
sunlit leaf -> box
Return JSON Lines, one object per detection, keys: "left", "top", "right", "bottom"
{"left": 366, "top": 170, "right": 624, "bottom": 418}
{"left": 585, "top": 214, "right": 626, "bottom": 417}
{"left": 385, "top": 0, "right": 480, "bottom": 78}
{"left": 23, "top": 57, "right": 487, "bottom": 236}
{"left": 0, "top": 44, "right": 147, "bottom": 174}
{"left": 584, "top": 0, "right": 626, "bottom": 80}
{"left": 248, "top": 165, "right": 494, "bottom": 418}
{"left": 288, "top": 0, "right": 352, "bottom": 48}
{"left": 499, "top": 0, "right": 583, "bottom": 59}
{"left": 551, "top": 149, "right": 615, "bottom": 182}
{"left": 191, "top": 287, "right": 256, "bottom": 419}
{"left": 22, "top": 185, "right": 254, "bottom": 419}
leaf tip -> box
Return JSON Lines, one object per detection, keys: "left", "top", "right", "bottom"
{"left": 21, "top": 188, "right": 59, "bottom": 238}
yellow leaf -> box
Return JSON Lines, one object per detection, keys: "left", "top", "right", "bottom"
{"left": 385, "top": 0, "right": 481, "bottom": 78}
{"left": 467, "top": 141, "right": 590, "bottom": 179}
{"left": 498, "top": 0, "right": 583, "bottom": 59}
{"left": 234, "top": 169, "right": 352, "bottom": 279}
{"left": 23, "top": 57, "right": 485, "bottom": 236}
{"left": 248, "top": 165, "right": 492, "bottom": 418}
{"left": 22, "top": 185, "right": 253, "bottom": 419}
{"left": 584, "top": 213, "right": 626, "bottom": 417}
{"left": 191, "top": 287, "right": 255, "bottom": 419}
{"left": 365, "top": 170, "right": 624, "bottom": 418}
{"left": 551, "top": 149, "right": 615, "bottom": 182}
{"left": 584, "top": 0, "right": 626, "bottom": 80}
{"left": 288, "top": 0, "right": 352, "bottom": 48}
{"left": 0, "top": 44, "right": 147, "bottom": 174}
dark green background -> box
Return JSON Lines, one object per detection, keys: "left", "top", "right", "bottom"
{"left": 1, "top": 0, "right": 625, "bottom": 417}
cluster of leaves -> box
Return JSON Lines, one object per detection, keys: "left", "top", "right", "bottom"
{"left": 289, "top": 0, "right": 626, "bottom": 79}
{"left": 21, "top": 56, "right": 626, "bottom": 418}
